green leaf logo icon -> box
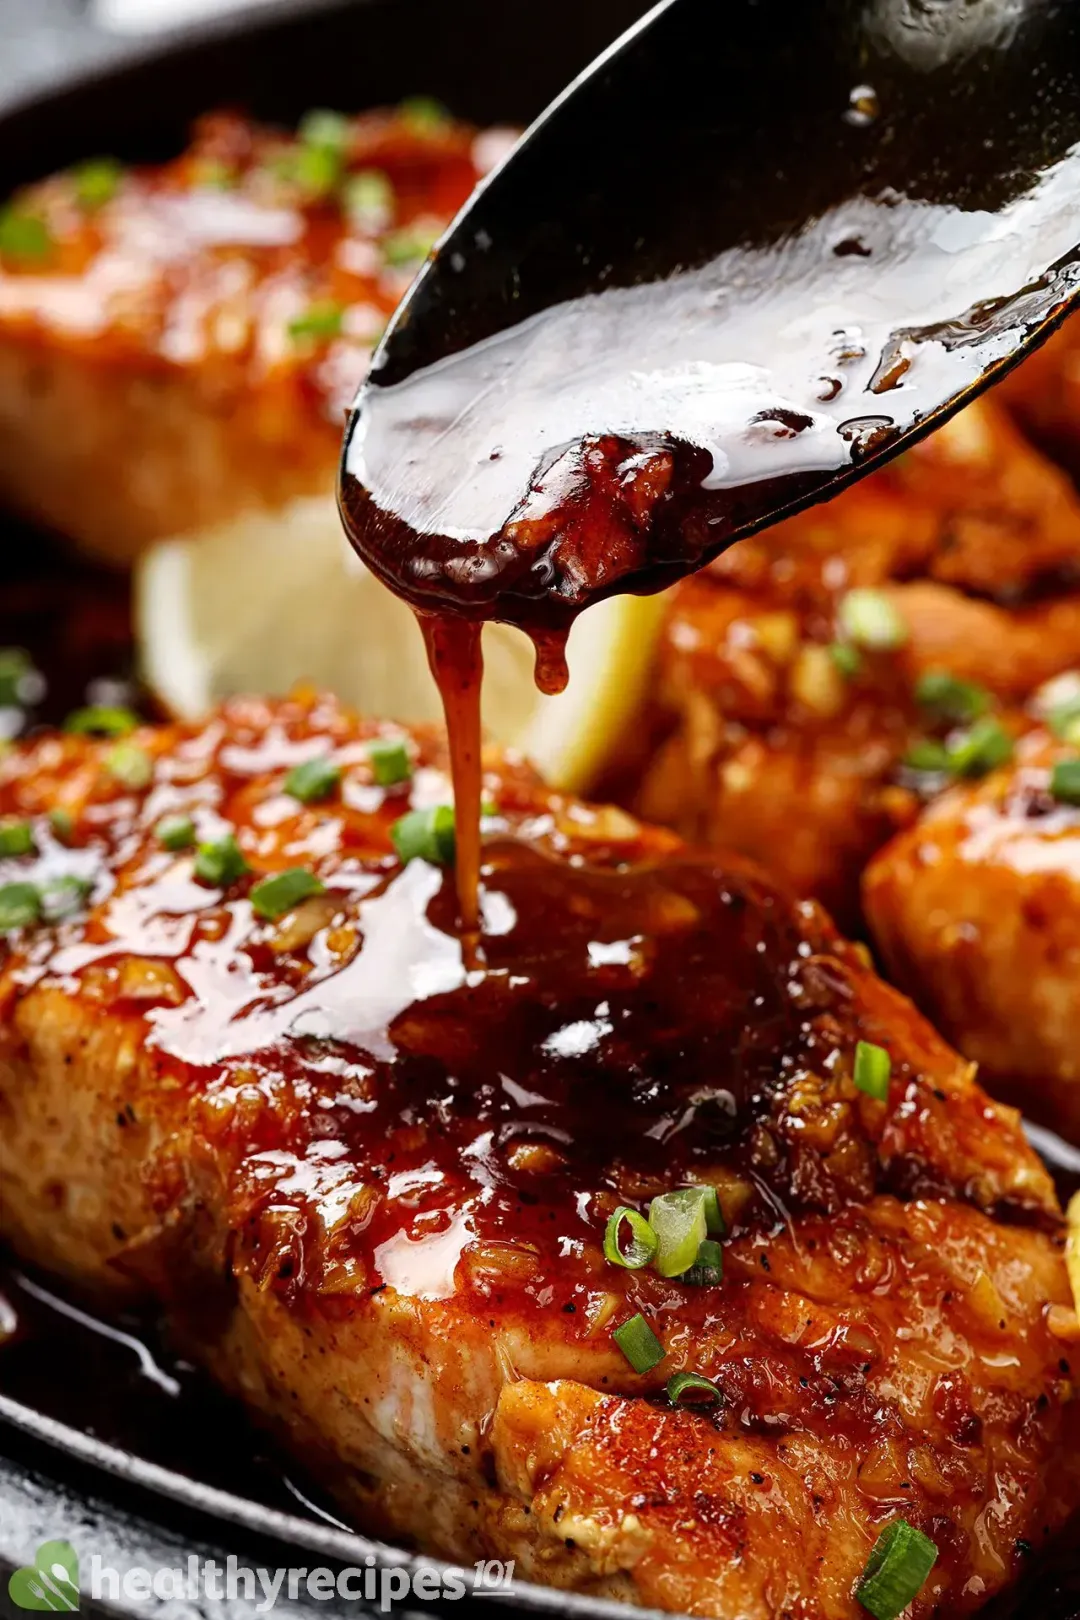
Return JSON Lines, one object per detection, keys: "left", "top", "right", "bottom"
{"left": 8, "top": 1541, "right": 79, "bottom": 1610}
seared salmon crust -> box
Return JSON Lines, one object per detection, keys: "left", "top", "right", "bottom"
{"left": 0, "top": 693, "right": 1077, "bottom": 1617}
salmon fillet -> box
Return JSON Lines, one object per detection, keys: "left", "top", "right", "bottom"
{"left": 0, "top": 107, "right": 500, "bottom": 565}
{"left": 0, "top": 692, "right": 1077, "bottom": 1616}
{"left": 864, "top": 722, "right": 1080, "bottom": 1142}
{"left": 635, "top": 396, "right": 1080, "bottom": 928}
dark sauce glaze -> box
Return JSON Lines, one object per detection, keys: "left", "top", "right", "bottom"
{"left": 338, "top": 0, "right": 1080, "bottom": 646}
{"left": 0, "top": 700, "right": 1077, "bottom": 1608}
{"left": 340, "top": 193, "right": 1080, "bottom": 641}
{"left": 0, "top": 699, "right": 1063, "bottom": 1325}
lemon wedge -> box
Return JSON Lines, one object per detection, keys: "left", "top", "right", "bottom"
{"left": 134, "top": 495, "right": 665, "bottom": 793}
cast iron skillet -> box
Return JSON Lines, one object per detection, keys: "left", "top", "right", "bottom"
{"left": 0, "top": 5, "right": 1078, "bottom": 1618}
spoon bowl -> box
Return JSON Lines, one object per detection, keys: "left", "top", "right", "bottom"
{"left": 341, "top": 0, "right": 1080, "bottom": 632}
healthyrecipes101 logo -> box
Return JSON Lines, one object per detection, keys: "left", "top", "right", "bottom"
{"left": 8, "top": 1542, "right": 79, "bottom": 1611}
{"left": 7, "top": 1540, "right": 516, "bottom": 1612}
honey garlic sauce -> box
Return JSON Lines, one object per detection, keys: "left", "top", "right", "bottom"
{"left": 0, "top": 699, "right": 1058, "bottom": 1363}
{"left": 340, "top": 173, "right": 1080, "bottom": 635}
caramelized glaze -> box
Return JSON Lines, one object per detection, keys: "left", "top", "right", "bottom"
{"left": 0, "top": 108, "right": 498, "bottom": 427}
{"left": 0, "top": 697, "right": 1076, "bottom": 1613}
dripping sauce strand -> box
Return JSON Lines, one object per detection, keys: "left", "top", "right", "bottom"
{"left": 419, "top": 613, "right": 569, "bottom": 933}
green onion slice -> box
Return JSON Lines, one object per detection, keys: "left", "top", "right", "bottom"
{"left": 155, "top": 813, "right": 196, "bottom": 851}
{"left": 837, "top": 589, "right": 908, "bottom": 652}
{"left": 855, "top": 1519, "right": 938, "bottom": 1620}
{"left": 73, "top": 157, "right": 122, "bottom": 210}
{"left": 65, "top": 705, "right": 139, "bottom": 737}
{"left": 682, "top": 1238, "right": 724, "bottom": 1287}
{"left": 368, "top": 736, "right": 412, "bottom": 787}
{"left": 915, "top": 668, "right": 989, "bottom": 724}
{"left": 40, "top": 875, "right": 92, "bottom": 923}
{"left": 0, "top": 880, "right": 40, "bottom": 931}
{"left": 105, "top": 742, "right": 153, "bottom": 790}
{"left": 289, "top": 141, "right": 344, "bottom": 197}
{"left": 1047, "top": 694, "right": 1080, "bottom": 743}
{"left": 284, "top": 756, "right": 342, "bottom": 804}
{"left": 666, "top": 1370, "right": 721, "bottom": 1407}
{"left": 0, "top": 648, "right": 41, "bottom": 708}
{"left": 612, "top": 1313, "right": 665, "bottom": 1374}
{"left": 382, "top": 224, "right": 440, "bottom": 267}
{"left": 48, "top": 808, "right": 74, "bottom": 844}
{"left": 902, "top": 739, "right": 950, "bottom": 774}
{"left": 853, "top": 1039, "right": 891, "bottom": 1101}
{"left": 649, "top": 1187, "right": 716, "bottom": 1278}
{"left": 0, "top": 209, "right": 52, "bottom": 263}
{"left": 193, "top": 833, "right": 249, "bottom": 888}
{"left": 391, "top": 805, "right": 455, "bottom": 867}
{"left": 828, "top": 642, "right": 862, "bottom": 679}
{"left": 0, "top": 819, "right": 34, "bottom": 857}
{"left": 343, "top": 169, "right": 393, "bottom": 226}
{"left": 398, "top": 95, "right": 449, "bottom": 133}
{"left": 298, "top": 109, "right": 351, "bottom": 151}
{"left": 287, "top": 301, "right": 345, "bottom": 342}
{"left": 603, "top": 1207, "right": 658, "bottom": 1271}
{"left": 250, "top": 868, "right": 326, "bottom": 921}
{"left": 945, "top": 716, "right": 1012, "bottom": 778}
{"left": 1050, "top": 759, "right": 1080, "bottom": 806}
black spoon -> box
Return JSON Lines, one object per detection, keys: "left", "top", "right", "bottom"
{"left": 340, "top": 0, "right": 1080, "bottom": 636}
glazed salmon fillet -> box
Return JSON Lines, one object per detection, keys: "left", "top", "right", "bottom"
{"left": 0, "top": 692, "right": 1077, "bottom": 1617}
{"left": 635, "top": 395, "right": 1080, "bottom": 928}
{"left": 864, "top": 722, "right": 1080, "bottom": 1142}
{"left": 0, "top": 107, "right": 503, "bottom": 565}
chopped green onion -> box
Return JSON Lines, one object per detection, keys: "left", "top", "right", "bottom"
{"left": 391, "top": 805, "right": 455, "bottom": 866}
{"left": 0, "top": 648, "right": 40, "bottom": 708}
{"left": 649, "top": 1187, "right": 713, "bottom": 1279}
{"left": 40, "top": 875, "right": 92, "bottom": 923}
{"left": 915, "top": 668, "right": 989, "bottom": 725}
{"left": 666, "top": 1370, "right": 721, "bottom": 1407}
{"left": 72, "top": 157, "right": 122, "bottom": 210}
{"left": 368, "top": 736, "right": 412, "bottom": 787}
{"left": 612, "top": 1312, "right": 665, "bottom": 1374}
{"left": 250, "top": 868, "right": 326, "bottom": 921}
{"left": 287, "top": 301, "right": 345, "bottom": 342}
{"left": 0, "top": 819, "right": 34, "bottom": 857}
{"left": 382, "top": 224, "right": 440, "bottom": 267}
{"left": 838, "top": 589, "right": 908, "bottom": 652}
{"left": 65, "top": 705, "right": 139, "bottom": 738}
{"left": 853, "top": 1039, "right": 891, "bottom": 1101}
{"left": 945, "top": 716, "right": 1012, "bottom": 777}
{"left": 700, "top": 1185, "right": 726, "bottom": 1236}
{"left": 902, "top": 738, "right": 950, "bottom": 774}
{"left": 194, "top": 833, "right": 248, "bottom": 888}
{"left": 155, "top": 813, "right": 195, "bottom": 851}
{"left": 284, "top": 756, "right": 341, "bottom": 803}
{"left": 855, "top": 1519, "right": 938, "bottom": 1620}
{"left": 828, "top": 642, "right": 862, "bottom": 679}
{"left": 0, "top": 209, "right": 52, "bottom": 263}
{"left": 682, "top": 1238, "right": 724, "bottom": 1286}
{"left": 1047, "top": 694, "right": 1080, "bottom": 744}
{"left": 1050, "top": 759, "right": 1080, "bottom": 806}
{"left": 291, "top": 141, "right": 343, "bottom": 198}
{"left": 603, "top": 1207, "right": 658, "bottom": 1271}
{"left": 399, "top": 95, "right": 449, "bottom": 133}
{"left": 48, "top": 808, "right": 73, "bottom": 844}
{"left": 0, "top": 881, "right": 40, "bottom": 931}
{"left": 298, "top": 109, "right": 352, "bottom": 151}
{"left": 343, "top": 169, "right": 393, "bottom": 227}
{"left": 105, "top": 741, "right": 153, "bottom": 791}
